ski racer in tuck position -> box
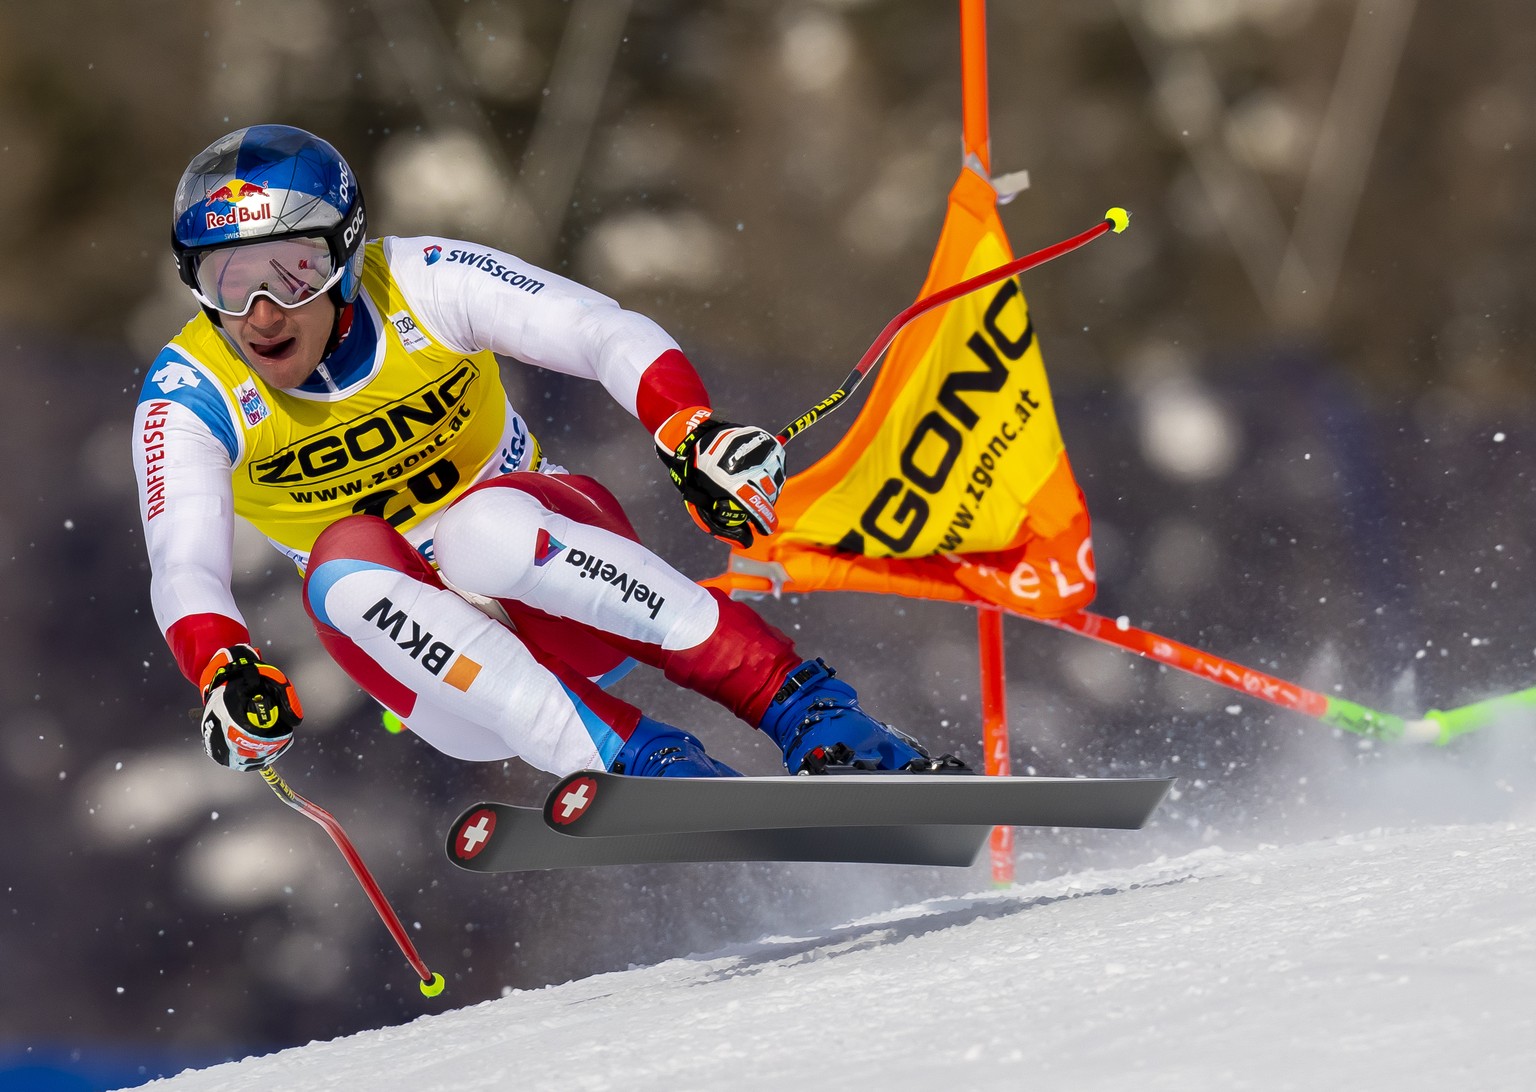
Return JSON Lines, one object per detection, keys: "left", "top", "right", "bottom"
{"left": 134, "top": 124, "right": 963, "bottom": 782}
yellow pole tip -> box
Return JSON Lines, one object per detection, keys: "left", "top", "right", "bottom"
{"left": 1104, "top": 207, "right": 1130, "bottom": 234}
{"left": 419, "top": 972, "right": 446, "bottom": 998}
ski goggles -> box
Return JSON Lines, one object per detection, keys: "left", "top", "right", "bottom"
{"left": 186, "top": 235, "right": 345, "bottom": 317}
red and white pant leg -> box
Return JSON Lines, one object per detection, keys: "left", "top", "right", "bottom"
{"left": 302, "top": 473, "right": 802, "bottom": 775}
{"left": 303, "top": 514, "right": 643, "bottom": 772}
{"left": 431, "top": 474, "right": 802, "bottom": 727}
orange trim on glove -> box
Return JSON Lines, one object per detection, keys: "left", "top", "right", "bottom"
{"left": 654, "top": 405, "right": 713, "bottom": 453}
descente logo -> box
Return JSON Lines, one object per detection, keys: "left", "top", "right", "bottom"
{"left": 564, "top": 549, "right": 666, "bottom": 619}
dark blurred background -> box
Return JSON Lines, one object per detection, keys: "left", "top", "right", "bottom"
{"left": 5, "top": 1, "right": 1536, "bottom": 1088}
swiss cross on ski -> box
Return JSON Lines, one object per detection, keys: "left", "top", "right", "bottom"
{"left": 545, "top": 773, "right": 600, "bottom": 827}
{"left": 454, "top": 808, "right": 498, "bottom": 859}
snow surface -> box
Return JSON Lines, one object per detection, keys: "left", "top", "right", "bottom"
{"left": 135, "top": 818, "right": 1536, "bottom": 1092}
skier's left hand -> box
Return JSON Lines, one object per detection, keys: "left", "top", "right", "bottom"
{"left": 655, "top": 407, "right": 786, "bottom": 546}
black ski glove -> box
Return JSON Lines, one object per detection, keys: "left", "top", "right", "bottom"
{"left": 654, "top": 407, "right": 786, "bottom": 546}
{"left": 198, "top": 644, "right": 303, "bottom": 771}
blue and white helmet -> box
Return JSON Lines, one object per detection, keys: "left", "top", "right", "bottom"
{"left": 172, "top": 125, "right": 367, "bottom": 314}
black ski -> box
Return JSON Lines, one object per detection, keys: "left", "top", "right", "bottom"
{"left": 540, "top": 770, "right": 1173, "bottom": 837}
{"left": 445, "top": 771, "right": 1172, "bottom": 873}
{"left": 447, "top": 802, "right": 993, "bottom": 871}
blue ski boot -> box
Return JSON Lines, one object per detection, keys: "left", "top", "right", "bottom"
{"left": 758, "top": 659, "right": 964, "bottom": 774}
{"left": 610, "top": 716, "right": 741, "bottom": 777}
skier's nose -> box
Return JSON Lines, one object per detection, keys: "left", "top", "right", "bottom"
{"left": 246, "top": 296, "right": 286, "bottom": 331}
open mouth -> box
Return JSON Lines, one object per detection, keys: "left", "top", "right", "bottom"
{"left": 250, "top": 336, "right": 297, "bottom": 360}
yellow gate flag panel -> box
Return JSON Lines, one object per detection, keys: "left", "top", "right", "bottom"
{"left": 718, "top": 167, "right": 1096, "bottom": 619}
{"left": 772, "top": 168, "right": 1082, "bottom": 560}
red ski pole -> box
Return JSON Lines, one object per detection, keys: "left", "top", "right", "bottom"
{"left": 775, "top": 208, "right": 1130, "bottom": 445}
{"left": 261, "top": 765, "right": 446, "bottom": 997}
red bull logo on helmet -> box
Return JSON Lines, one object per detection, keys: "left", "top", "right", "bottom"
{"left": 204, "top": 177, "right": 273, "bottom": 230}
{"left": 206, "top": 178, "right": 269, "bottom": 204}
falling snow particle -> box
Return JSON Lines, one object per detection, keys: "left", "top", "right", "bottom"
{"left": 1494, "top": 432, "right": 1506, "bottom": 442}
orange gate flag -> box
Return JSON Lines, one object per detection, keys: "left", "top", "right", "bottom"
{"left": 710, "top": 166, "right": 1097, "bottom": 618}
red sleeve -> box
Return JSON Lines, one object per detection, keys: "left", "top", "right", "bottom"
{"left": 634, "top": 348, "right": 711, "bottom": 434}
{"left": 167, "top": 612, "right": 252, "bottom": 687}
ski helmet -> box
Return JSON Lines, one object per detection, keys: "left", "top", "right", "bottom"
{"left": 171, "top": 124, "right": 367, "bottom": 316}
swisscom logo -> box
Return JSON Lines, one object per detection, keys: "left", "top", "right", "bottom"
{"left": 423, "top": 245, "right": 443, "bottom": 265}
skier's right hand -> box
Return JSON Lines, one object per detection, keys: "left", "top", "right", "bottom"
{"left": 198, "top": 644, "right": 304, "bottom": 771}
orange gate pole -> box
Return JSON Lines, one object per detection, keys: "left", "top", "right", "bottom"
{"left": 960, "top": 0, "right": 1013, "bottom": 885}
{"left": 977, "top": 606, "right": 1014, "bottom": 883}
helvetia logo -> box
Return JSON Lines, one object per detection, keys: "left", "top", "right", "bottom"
{"left": 534, "top": 528, "right": 567, "bottom": 567}
{"left": 563, "top": 549, "right": 666, "bottom": 620}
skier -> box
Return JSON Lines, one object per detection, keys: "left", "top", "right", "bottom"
{"left": 134, "top": 124, "right": 960, "bottom": 782}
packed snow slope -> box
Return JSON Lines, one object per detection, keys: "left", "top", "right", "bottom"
{"left": 137, "top": 818, "right": 1536, "bottom": 1092}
